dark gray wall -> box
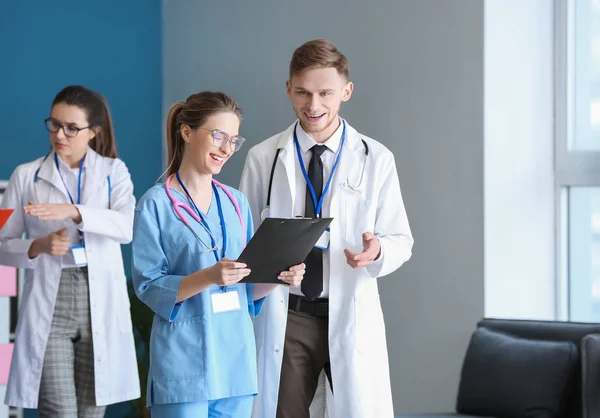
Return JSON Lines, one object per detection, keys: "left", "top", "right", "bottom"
{"left": 163, "top": 0, "right": 484, "bottom": 413}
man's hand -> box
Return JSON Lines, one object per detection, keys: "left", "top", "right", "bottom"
{"left": 343, "top": 232, "right": 381, "bottom": 269}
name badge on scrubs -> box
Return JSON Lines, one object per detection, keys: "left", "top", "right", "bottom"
{"left": 71, "top": 245, "right": 87, "bottom": 266}
{"left": 211, "top": 288, "right": 241, "bottom": 314}
{"left": 315, "top": 227, "right": 330, "bottom": 250}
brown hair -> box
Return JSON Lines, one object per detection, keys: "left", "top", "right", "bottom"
{"left": 52, "top": 85, "right": 117, "bottom": 158}
{"left": 289, "top": 39, "right": 349, "bottom": 80}
{"left": 165, "top": 91, "right": 243, "bottom": 176}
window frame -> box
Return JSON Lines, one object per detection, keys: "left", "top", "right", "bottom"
{"left": 555, "top": 0, "right": 600, "bottom": 321}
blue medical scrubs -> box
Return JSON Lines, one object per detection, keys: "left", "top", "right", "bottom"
{"left": 131, "top": 183, "right": 264, "bottom": 417}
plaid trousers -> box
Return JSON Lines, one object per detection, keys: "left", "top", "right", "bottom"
{"left": 37, "top": 267, "right": 106, "bottom": 418}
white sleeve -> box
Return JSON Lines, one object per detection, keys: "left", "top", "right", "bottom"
{"left": 76, "top": 159, "right": 135, "bottom": 244}
{"left": 0, "top": 169, "right": 40, "bottom": 269}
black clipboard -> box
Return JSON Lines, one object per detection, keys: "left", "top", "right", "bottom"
{"left": 238, "top": 217, "right": 333, "bottom": 284}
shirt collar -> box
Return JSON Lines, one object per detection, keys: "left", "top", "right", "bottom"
{"left": 296, "top": 118, "right": 344, "bottom": 154}
{"left": 55, "top": 149, "right": 89, "bottom": 174}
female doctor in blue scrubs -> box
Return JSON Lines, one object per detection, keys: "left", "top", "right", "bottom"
{"left": 131, "top": 91, "right": 305, "bottom": 418}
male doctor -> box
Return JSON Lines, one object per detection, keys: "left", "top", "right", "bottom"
{"left": 239, "top": 39, "right": 414, "bottom": 418}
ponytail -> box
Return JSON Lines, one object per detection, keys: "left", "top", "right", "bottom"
{"left": 89, "top": 92, "right": 117, "bottom": 158}
{"left": 165, "top": 101, "right": 185, "bottom": 177}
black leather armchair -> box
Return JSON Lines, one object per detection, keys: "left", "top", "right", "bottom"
{"left": 398, "top": 318, "right": 600, "bottom": 418}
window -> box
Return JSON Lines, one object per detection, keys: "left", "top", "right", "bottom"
{"left": 557, "top": 0, "right": 600, "bottom": 321}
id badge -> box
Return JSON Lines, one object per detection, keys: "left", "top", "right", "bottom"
{"left": 71, "top": 245, "right": 88, "bottom": 266}
{"left": 211, "top": 288, "right": 241, "bottom": 314}
{"left": 315, "top": 227, "right": 330, "bottom": 250}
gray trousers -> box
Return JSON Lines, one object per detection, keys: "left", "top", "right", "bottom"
{"left": 37, "top": 267, "right": 106, "bottom": 418}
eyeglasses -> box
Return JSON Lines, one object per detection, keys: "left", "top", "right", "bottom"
{"left": 44, "top": 118, "right": 91, "bottom": 138}
{"left": 198, "top": 127, "right": 246, "bottom": 152}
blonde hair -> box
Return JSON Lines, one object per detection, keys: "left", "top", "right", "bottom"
{"left": 164, "top": 91, "right": 243, "bottom": 177}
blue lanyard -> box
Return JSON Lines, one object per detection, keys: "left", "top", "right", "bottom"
{"left": 293, "top": 120, "right": 346, "bottom": 217}
{"left": 176, "top": 171, "right": 227, "bottom": 263}
{"left": 54, "top": 153, "right": 85, "bottom": 244}
{"left": 36, "top": 152, "right": 111, "bottom": 209}
{"left": 54, "top": 153, "right": 85, "bottom": 205}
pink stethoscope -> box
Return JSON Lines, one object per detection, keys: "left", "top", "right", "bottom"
{"left": 165, "top": 173, "right": 245, "bottom": 257}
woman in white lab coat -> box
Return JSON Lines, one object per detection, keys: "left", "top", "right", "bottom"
{"left": 0, "top": 85, "right": 140, "bottom": 417}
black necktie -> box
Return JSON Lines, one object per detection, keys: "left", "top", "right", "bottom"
{"left": 302, "top": 145, "right": 326, "bottom": 300}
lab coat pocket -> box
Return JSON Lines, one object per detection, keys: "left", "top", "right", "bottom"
{"left": 343, "top": 197, "right": 371, "bottom": 250}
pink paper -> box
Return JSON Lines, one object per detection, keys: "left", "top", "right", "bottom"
{"left": 0, "top": 265, "right": 16, "bottom": 297}
{"left": 0, "top": 343, "right": 13, "bottom": 384}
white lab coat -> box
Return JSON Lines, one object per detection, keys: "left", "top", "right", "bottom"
{"left": 0, "top": 148, "right": 140, "bottom": 408}
{"left": 239, "top": 121, "right": 413, "bottom": 418}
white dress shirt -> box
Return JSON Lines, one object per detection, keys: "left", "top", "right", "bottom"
{"left": 55, "top": 155, "right": 87, "bottom": 267}
{"left": 289, "top": 121, "right": 345, "bottom": 298}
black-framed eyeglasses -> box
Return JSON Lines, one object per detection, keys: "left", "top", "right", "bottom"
{"left": 44, "top": 117, "right": 91, "bottom": 138}
{"left": 198, "top": 127, "right": 246, "bottom": 152}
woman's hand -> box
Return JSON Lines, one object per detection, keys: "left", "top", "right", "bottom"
{"left": 24, "top": 202, "right": 82, "bottom": 223}
{"left": 206, "top": 258, "right": 251, "bottom": 286}
{"left": 278, "top": 263, "right": 306, "bottom": 287}
{"left": 248, "top": 263, "right": 306, "bottom": 301}
{"left": 177, "top": 258, "right": 251, "bottom": 303}
{"left": 28, "top": 228, "right": 70, "bottom": 258}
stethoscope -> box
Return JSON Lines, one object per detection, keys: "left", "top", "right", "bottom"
{"left": 264, "top": 123, "right": 369, "bottom": 211}
{"left": 165, "top": 172, "right": 244, "bottom": 263}
{"left": 341, "top": 139, "right": 368, "bottom": 191}
{"left": 33, "top": 152, "right": 112, "bottom": 208}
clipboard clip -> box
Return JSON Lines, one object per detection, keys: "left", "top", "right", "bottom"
{"left": 294, "top": 215, "right": 322, "bottom": 224}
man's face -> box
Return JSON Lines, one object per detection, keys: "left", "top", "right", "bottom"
{"left": 286, "top": 67, "right": 353, "bottom": 138}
